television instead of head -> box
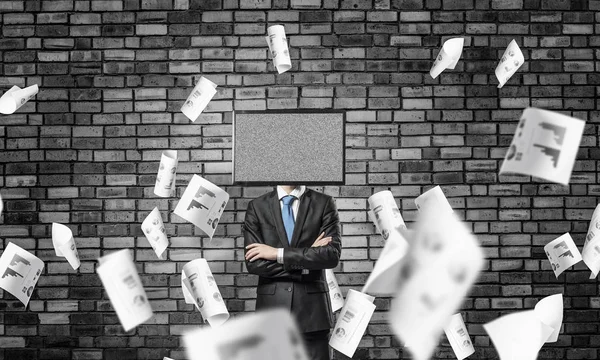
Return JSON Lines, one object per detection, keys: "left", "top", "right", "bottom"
{"left": 232, "top": 111, "right": 345, "bottom": 185}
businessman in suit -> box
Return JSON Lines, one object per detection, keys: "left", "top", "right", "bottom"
{"left": 244, "top": 185, "right": 342, "bottom": 360}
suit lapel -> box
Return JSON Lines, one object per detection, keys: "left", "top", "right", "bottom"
{"left": 291, "top": 190, "right": 311, "bottom": 248}
{"left": 268, "top": 190, "right": 291, "bottom": 249}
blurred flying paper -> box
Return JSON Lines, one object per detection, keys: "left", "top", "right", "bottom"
{"left": 544, "top": 233, "right": 582, "bottom": 278}
{"left": 0, "top": 192, "right": 3, "bottom": 217}
{"left": 415, "top": 185, "right": 453, "bottom": 214}
{"left": 163, "top": 358, "right": 174, "bottom": 360}
{"left": 367, "top": 190, "right": 406, "bottom": 239}
{"left": 184, "top": 308, "right": 309, "bottom": 360}
{"left": 443, "top": 313, "right": 475, "bottom": 360}
{"left": 182, "top": 258, "right": 229, "bottom": 327}
{"left": 52, "top": 223, "right": 80, "bottom": 270}
{"left": 141, "top": 207, "right": 169, "bottom": 259}
{"left": 329, "top": 289, "right": 376, "bottom": 358}
{"left": 266, "top": 25, "right": 292, "bottom": 74}
{"left": 484, "top": 294, "right": 563, "bottom": 360}
{"left": 154, "top": 150, "right": 178, "bottom": 197}
{"left": 582, "top": 204, "right": 600, "bottom": 278}
{"left": 500, "top": 108, "right": 585, "bottom": 186}
{"left": 430, "top": 38, "right": 464, "bottom": 79}
{"left": 181, "top": 76, "right": 217, "bottom": 122}
{"left": 0, "top": 242, "right": 44, "bottom": 307}
{"left": 0, "top": 84, "right": 39, "bottom": 114}
{"left": 495, "top": 39, "right": 524, "bottom": 88}
{"left": 389, "top": 206, "right": 484, "bottom": 360}
{"left": 174, "top": 175, "right": 229, "bottom": 239}
{"left": 362, "top": 229, "right": 409, "bottom": 296}
{"left": 326, "top": 269, "right": 344, "bottom": 312}
{"left": 96, "top": 249, "right": 154, "bottom": 331}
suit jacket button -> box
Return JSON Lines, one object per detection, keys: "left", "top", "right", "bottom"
{"left": 287, "top": 287, "right": 292, "bottom": 292}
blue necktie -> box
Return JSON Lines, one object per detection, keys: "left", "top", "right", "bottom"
{"left": 281, "top": 195, "right": 296, "bottom": 244}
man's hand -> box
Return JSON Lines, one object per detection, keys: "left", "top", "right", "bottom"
{"left": 312, "top": 232, "right": 332, "bottom": 247}
{"left": 245, "top": 243, "right": 278, "bottom": 262}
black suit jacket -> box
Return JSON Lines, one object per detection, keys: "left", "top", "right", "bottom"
{"left": 243, "top": 188, "right": 342, "bottom": 333}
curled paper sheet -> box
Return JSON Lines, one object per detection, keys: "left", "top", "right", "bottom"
{"left": 0, "top": 242, "right": 44, "bottom": 307}
{"left": 97, "top": 249, "right": 154, "bottom": 331}
{"left": 362, "top": 229, "right": 409, "bottom": 296}
{"left": 181, "top": 76, "right": 217, "bottom": 122}
{"left": 326, "top": 269, "right": 345, "bottom": 312}
{"left": 174, "top": 175, "right": 229, "bottom": 239}
{"left": 182, "top": 258, "right": 229, "bottom": 327}
{"left": 0, "top": 84, "right": 39, "bottom": 115}
{"left": 500, "top": 108, "right": 585, "bottom": 186}
{"left": 484, "top": 294, "right": 563, "bottom": 360}
{"left": 266, "top": 25, "right": 292, "bottom": 74}
{"left": 154, "top": 150, "right": 178, "bottom": 197}
{"left": 430, "top": 37, "right": 464, "bottom": 79}
{"left": 329, "top": 289, "right": 376, "bottom": 358}
{"left": 389, "top": 206, "right": 484, "bottom": 360}
{"left": 495, "top": 39, "right": 524, "bottom": 88}
{"left": 184, "top": 308, "right": 309, "bottom": 360}
{"left": 141, "top": 207, "right": 169, "bottom": 259}
{"left": 52, "top": 223, "right": 81, "bottom": 270}
{"left": 368, "top": 190, "right": 406, "bottom": 239}
{"left": 415, "top": 185, "right": 453, "bottom": 214}
{"left": 443, "top": 313, "right": 475, "bottom": 360}
{"left": 583, "top": 204, "right": 600, "bottom": 278}
{"left": 544, "top": 233, "right": 582, "bottom": 278}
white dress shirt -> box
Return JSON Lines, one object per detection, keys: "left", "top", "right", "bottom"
{"left": 276, "top": 185, "right": 306, "bottom": 265}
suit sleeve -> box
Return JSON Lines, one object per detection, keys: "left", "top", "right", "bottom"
{"left": 243, "top": 200, "right": 302, "bottom": 280}
{"left": 282, "top": 196, "right": 342, "bottom": 271}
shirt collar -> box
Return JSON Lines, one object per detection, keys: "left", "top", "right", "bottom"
{"left": 277, "top": 185, "right": 306, "bottom": 200}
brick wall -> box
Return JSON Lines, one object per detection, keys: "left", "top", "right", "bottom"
{"left": 0, "top": 0, "right": 599, "bottom": 359}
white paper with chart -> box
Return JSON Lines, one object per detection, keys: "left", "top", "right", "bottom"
{"left": 500, "top": 108, "right": 585, "bottom": 186}
{"left": 325, "top": 269, "right": 344, "bottom": 312}
{"left": 174, "top": 175, "right": 229, "bottom": 239}
{"left": 0, "top": 242, "right": 44, "bottom": 307}
{"left": 154, "top": 150, "right": 178, "bottom": 197}
{"left": 184, "top": 308, "right": 309, "bottom": 360}
{"left": 181, "top": 77, "right": 217, "bottom": 122}
{"left": 544, "top": 233, "right": 582, "bottom": 278}
{"left": 0, "top": 84, "right": 39, "bottom": 114}
{"left": 329, "top": 289, "right": 376, "bottom": 358}
{"left": 141, "top": 207, "right": 169, "bottom": 259}
{"left": 96, "top": 249, "right": 154, "bottom": 331}
{"left": 582, "top": 204, "right": 600, "bottom": 278}
{"left": 182, "top": 258, "right": 229, "bottom": 327}
{"left": 266, "top": 25, "right": 292, "bottom": 74}
{"left": 415, "top": 185, "right": 453, "bottom": 214}
{"left": 443, "top": 313, "right": 475, "bottom": 360}
{"left": 495, "top": 39, "right": 524, "bottom": 88}
{"left": 430, "top": 38, "right": 464, "bottom": 79}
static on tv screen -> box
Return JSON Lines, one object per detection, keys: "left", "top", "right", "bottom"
{"left": 233, "top": 111, "right": 345, "bottom": 185}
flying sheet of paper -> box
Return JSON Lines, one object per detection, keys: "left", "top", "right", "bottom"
{"left": 0, "top": 242, "right": 44, "bottom": 307}
{"left": 0, "top": 84, "right": 39, "bottom": 115}
{"left": 415, "top": 185, "right": 453, "bottom": 214}
{"left": 484, "top": 294, "right": 563, "bottom": 360}
{"left": 582, "top": 204, "right": 600, "bottom": 279}
{"left": 182, "top": 258, "right": 229, "bottom": 327}
{"left": 174, "top": 175, "right": 229, "bottom": 239}
{"left": 52, "top": 223, "right": 80, "bottom": 270}
{"left": 266, "top": 25, "right": 292, "bottom": 74}
{"left": 154, "top": 150, "right": 178, "bottom": 197}
{"left": 389, "top": 206, "right": 484, "bottom": 360}
{"left": 184, "top": 308, "right": 309, "bottom": 360}
{"left": 141, "top": 207, "right": 169, "bottom": 259}
{"left": 362, "top": 229, "right": 409, "bottom": 296}
{"left": 181, "top": 76, "right": 217, "bottom": 122}
{"left": 430, "top": 38, "right": 464, "bottom": 79}
{"left": 368, "top": 190, "right": 406, "bottom": 239}
{"left": 443, "top": 313, "right": 475, "bottom": 360}
{"left": 326, "top": 269, "right": 345, "bottom": 312}
{"left": 96, "top": 249, "right": 154, "bottom": 331}
{"left": 0, "top": 192, "right": 4, "bottom": 217}
{"left": 500, "top": 108, "right": 585, "bottom": 186}
{"left": 495, "top": 39, "right": 524, "bottom": 88}
{"left": 544, "top": 233, "right": 582, "bottom": 278}
{"left": 329, "top": 289, "right": 376, "bottom": 358}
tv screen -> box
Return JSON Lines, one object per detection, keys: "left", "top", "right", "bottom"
{"left": 232, "top": 111, "right": 345, "bottom": 185}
